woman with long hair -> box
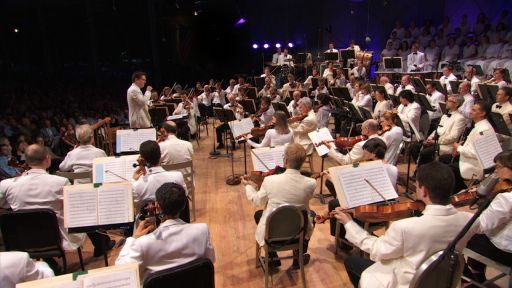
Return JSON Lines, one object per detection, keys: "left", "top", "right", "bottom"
{"left": 245, "top": 111, "right": 293, "bottom": 148}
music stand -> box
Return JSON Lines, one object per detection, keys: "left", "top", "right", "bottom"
{"left": 488, "top": 112, "right": 511, "bottom": 136}
{"left": 340, "top": 49, "right": 356, "bottom": 66}
{"left": 449, "top": 80, "right": 461, "bottom": 95}
{"left": 383, "top": 57, "right": 403, "bottom": 70}
{"left": 324, "top": 52, "right": 339, "bottom": 62}
{"left": 477, "top": 84, "right": 498, "bottom": 103}
{"left": 414, "top": 93, "right": 435, "bottom": 112}
{"left": 211, "top": 108, "right": 235, "bottom": 158}
{"left": 245, "top": 87, "right": 258, "bottom": 100}
{"left": 359, "top": 107, "right": 373, "bottom": 120}
{"left": 239, "top": 99, "right": 257, "bottom": 114}
{"left": 271, "top": 102, "right": 291, "bottom": 118}
{"left": 425, "top": 79, "right": 447, "bottom": 96}
{"left": 330, "top": 87, "right": 352, "bottom": 101}
{"left": 390, "top": 95, "right": 401, "bottom": 108}
{"left": 468, "top": 64, "right": 485, "bottom": 76}
{"left": 412, "top": 77, "right": 427, "bottom": 94}
{"left": 311, "top": 77, "right": 319, "bottom": 90}
{"left": 439, "top": 102, "right": 447, "bottom": 115}
{"left": 330, "top": 97, "right": 344, "bottom": 110}
{"left": 295, "top": 53, "right": 308, "bottom": 65}
{"left": 215, "top": 108, "right": 241, "bottom": 185}
{"left": 254, "top": 77, "right": 265, "bottom": 91}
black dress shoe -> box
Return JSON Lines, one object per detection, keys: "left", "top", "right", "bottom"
{"left": 292, "top": 253, "right": 310, "bottom": 269}
{"left": 94, "top": 240, "right": 116, "bottom": 257}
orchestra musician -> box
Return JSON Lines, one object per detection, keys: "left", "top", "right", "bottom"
{"left": 395, "top": 90, "right": 421, "bottom": 137}
{"left": 241, "top": 143, "right": 316, "bottom": 269}
{"left": 287, "top": 90, "right": 302, "bottom": 117}
{"left": 252, "top": 96, "right": 275, "bottom": 127}
{"left": 289, "top": 97, "right": 317, "bottom": 155}
{"left": 303, "top": 68, "right": 320, "bottom": 89}
{"left": 159, "top": 121, "right": 194, "bottom": 177}
{"left": 173, "top": 92, "right": 194, "bottom": 139}
{"left": 458, "top": 81, "right": 475, "bottom": 121}
{"left": 268, "top": 87, "right": 281, "bottom": 103}
{"left": 172, "top": 84, "right": 183, "bottom": 98}
{"left": 352, "top": 83, "right": 373, "bottom": 114}
{"left": 346, "top": 74, "right": 358, "bottom": 98}
{"left": 225, "top": 79, "right": 238, "bottom": 97}
{"left": 407, "top": 42, "right": 426, "bottom": 72}
{"left": 280, "top": 73, "right": 299, "bottom": 99}
{"left": 325, "top": 41, "right": 338, "bottom": 53}
{"left": 323, "top": 62, "right": 336, "bottom": 86}
{"left": 127, "top": 71, "right": 152, "bottom": 129}
{"left": 489, "top": 68, "right": 509, "bottom": 88}
{"left": 277, "top": 48, "right": 293, "bottom": 67}
{"left": 439, "top": 65, "right": 457, "bottom": 95}
{"left": 272, "top": 47, "right": 282, "bottom": 65}
{"left": 159, "top": 86, "right": 172, "bottom": 100}
{"left": 311, "top": 78, "right": 329, "bottom": 100}
{"left": 465, "top": 151, "right": 512, "bottom": 284}
{"left": 197, "top": 85, "right": 214, "bottom": 117}
{"left": 212, "top": 82, "right": 226, "bottom": 108}
{"left": 395, "top": 75, "right": 416, "bottom": 96}
{"left": 316, "top": 93, "right": 332, "bottom": 129}
{"left": 463, "top": 66, "right": 481, "bottom": 95}
{"left": 425, "top": 82, "right": 445, "bottom": 133}
{"left": 0, "top": 251, "right": 54, "bottom": 288}
{"left": 442, "top": 101, "right": 495, "bottom": 194}
{"left": 411, "top": 95, "right": 467, "bottom": 177}
{"left": 350, "top": 60, "right": 366, "bottom": 80}
{"left": 333, "top": 161, "right": 477, "bottom": 288}
{"left": 378, "top": 76, "right": 395, "bottom": 96}
{"left": 372, "top": 87, "right": 392, "bottom": 120}
{"left": 334, "top": 69, "right": 347, "bottom": 87}
{"left": 379, "top": 112, "right": 403, "bottom": 163}
{"left": 260, "top": 66, "right": 276, "bottom": 87}
{"left": 245, "top": 111, "right": 293, "bottom": 148}
{"left": 216, "top": 94, "right": 244, "bottom": 150}
{"left": 258, "top": 77, "right": 274, "bottom": 98}
{"left": 491, "top": 87, "right": 512, "bottom": 129}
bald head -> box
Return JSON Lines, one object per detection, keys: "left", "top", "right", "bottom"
{"left": 25, "top": 144, "right": 49, "bottom": 167}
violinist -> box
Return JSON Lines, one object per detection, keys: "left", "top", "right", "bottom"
{"left": 212, "top": 82, "right": 226, "bottom": 108}
{"left": 315, "top": 93, "right": 332, "bottom": 129}
{"left": 159, "top": 86, "right": 172, "bottom": 100}
{"left": 280, "top": 73, "right": 299, "bottom": 99}
{"left": 225, "top": 79, "right": 238, "bottom": 98}
{"left": 245, "top": 111, "right": 293, "bottom": 148}
{"left": 395, "top": 89, "right": 421, "bottom": 137}
{"left": 352, "top": 83, "right": 373, "bottom": 114}
{"left": 58, "top": 124, "right": 107, "bottom": 184}
{"left": 268, "top": 87, "right": 281, "bottom": 103}
{"left": 443, "top": 101, "right": 494, "bottom": 194}
{"left": 322, "top": 119, "right": 381, "bottom": 166}
{"left": 372, "top": 87, "right": 392, "bottom": 120}
{"left": 289, "top": 97, "right": 317, "bottom": 155}
{"left": 173, "top": 92, "right": 193, "bottom": 116}
{"left": 350, "top": 60, "right": 366, "bottom": 80}
{"left": 411, "top": 95, "right": 466, "bottom": 177}
{"left": 216, "top": 94, "right": 244, "bottom": 150}
{"left": 310, "top": 78, "right": 329, "bottom": 100}
{"left": 257, "top": 77, "right": 274, "bottom": 98}
{"left": 322, "top": 62, "right": 336, "bottom": 86}
{"left": 332, "top": 161, "right": 476, "bottom": 288}
{"left": 379, "top": 112, "right": 403, "bottom": 163}
{"left": 252, "top": 96, "right": 275, "bottom": 127}
{"left": 172, "top": 92, "right": 194, "bottom": 140}
{"left": 465, "top": 151, "right": 512, "bottom": 284}
{"left": 303, "top": 68, "right": 320, "bottom": 89}
{"left": 241, "top": 144, "right": 316, "bottom": 269}
{"left": 260, "top": 66, "right": 276, "bottom": 87}
{"left": 287, "top": 90, "right": 302, "bottom": 117}
{"left": 197, "top": 85, "right": 214, "bottom": 116}
{"left": 132, "top": 140, "right": 188, "bottom": 210}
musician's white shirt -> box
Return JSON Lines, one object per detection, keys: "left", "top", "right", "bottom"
{"left": 159, "top": 134, "right": 194, "bottom": 172}
{"left": 457, "top": 119, "right": 494, "bottom": 179}
{"left": 212, "top": 91, "right": 226, "bottom": 105}
{"left": 115, "top": 218, "right": 215, "bottom": 280}
{"left": 395, "top": 84, "right": 415, "bottom": 96}
{"left": 246, "top": 129, "right": 293, "bottom": 148}
{"left": 383, "top": 83, "right": 395, "bottom": 96}
{"left": 407, "top": 51, "right": 426, "bottom": 71}
{"left": 327, "top": 134, "right": 383, "bottom": 165}
{"left": 428, "top": 111, "right": 467, "bottom": 155}
{"left": 426, "top": 90, "right": 445, "bottom": 120}
{"left": 197, "top": 92, "right": 212, "bottom": 106}
{"left": 373, "top": 100, "right": 392, "bottom": 119}
{"left": 476, "top": 193, "right": 512, "bottom": 252}
{"left": 132, "top": 166, "right": 187, "bottom": 206}
{"left": 287, "top": 100, "right": 300, "bottom": 116}
{"left": 173, "top": 102, "right": 189, "bottom": 116}
{"left": 59, "top": 144, "right": 107, "bottom": 184}
{"left": 397, "top": 102, "right": 421, "bottom": 137}
{"left": 0, "top": 169, "right": 86, "bottom": 251}
{"left": 458, "top": 93, "right": 474, "bottom": 121}
{"left": 492, "top": 101, "right": 512, "bottom": 129}
{"left": 439, "top": 73, "right": 457, "bottom": 94}
{"left": 244, "top": 169, "right": 316, "bottom": 246}
{"left": 0, "top": 251, "right": 54, "bottom": 288}
{"left": 352, "top": 92, "right": 373, "bottom": 113}
{"left": 325, "top": 48, "right": 339, "bottom": 53}
{"left": 382, "top": 126, "right": 403, "bottom": 164}
{"left": 344, "top": 204, "right": 475, "bottom": 288}
{"left": 290, "top": 110, "right": 317, "bottom": 154}
{"left": 469, "top": 75, "right": 481, "bottom": 94}
{"left": 277, "top": 54, "right": 294, "bottom": 67}
{"left": 225, "top": 85, "right": 238, "bottom": 97}
{"left": 223, "top": 103, "right": 243, "bottom": 120}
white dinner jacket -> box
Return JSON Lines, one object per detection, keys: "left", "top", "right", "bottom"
{"left": 0, "top": 251, "right": 54, "bottom": 288}
{"left": 428, "top": 111, "right": 468, "bottom": 155}
{"left": 127, "top": 83, "right": 152, "bottom": 129}
{"left": 290, "top": 110, "right": 317, "bottom": 154}
{"left": 59, "top": 144, "right": 107, "bottom": 184}
{"left": 132, "top": 166, "right": 187, "bottom": 206}
{"left": 457, "top": 119, "right": 494, "bottom": 180}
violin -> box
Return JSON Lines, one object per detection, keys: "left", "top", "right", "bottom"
{"left": 451, "top": 189, "right": 478, "bottom": 208}
{"left": 378, "top": 126, "right": 391, "bottom": 136}
{"left": 450, "top": 178, "right": 512, "bottom": 208}
{"left": 157, "top": 128, "right": 168, "bottom": 143}
{"left": 325, "top": 135, "right": 367, "bottom": 150}
{"left": 248, "top": 166, "right": 286, "bottom": 187}
{"left": 288, "top": 112, "right": 308, "bottom": 124}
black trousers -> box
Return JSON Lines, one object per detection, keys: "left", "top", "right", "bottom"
{"left": 467, "top": 234, "right": 512, "bottom": 273}
{"left": 428, "top": 117, "right": 441, "bottom": 135}
{"left": 410, "top": 143, "right": 437, "bottom": 169}
{"left": 439, "top": 154, "right": 466, "bottom": 194}
{"left": 216, "top": 123, "right": 231, "bottom": 145}
{"left": 344, "top": 255, "right": 375, "bottom": 287}
{"left": 87, "top": 232, "right": 112, "bottom": 253}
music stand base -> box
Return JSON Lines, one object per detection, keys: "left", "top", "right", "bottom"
{"left": 225, "top": 174, "right": 242, "bottom": 185}
{"left": 209, "top": 150, "right": 221, "bottom": 156}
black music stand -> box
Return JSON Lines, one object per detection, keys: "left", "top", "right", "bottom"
{"left": 324, "top": 52, "right": 339, "bottom": 62}
{"left": 439, "top": 102, "right": 447, "bottom": 115}
{"left": 245, "top": 87, "right": 258, "bottom": 100}
{"left": 254, "top": 77, "right": 265, "bottom": 91}
{"left": 211, "top": 108, "right": 235, "bottom": 159}
{"left": 425, "top": 79, "right": 447, "bottom": 96}
{"left": 271, "top": 102, "right": 291, "bottom": 118}
{"left": 314, "top": 154, "right": 333, "bottom": 204}
{"left": 239, "top": 99, "right": 256, "bottom": 114}
{"left": 412, "top": 77, "right": 427, "bottom": 94}
{"left": 468, "top": 64, "right": 485, "bottom": 76}
{"left": 488, "top": 112, "right": 511, "bottom": 136}
{"left": 340, "top": 49, "right": 356, "bottom": 67}
{"left": 383, "top": 57, "right": 403, "bottom": 70}
{"left": 295, "top": 53, "right": 308, "bottom": 65}
{"left": 330, "top": 87, "right": 352, "bottom": 101}
{"left": 311, "top": 77, "right": 319, "bottom": 90}
{"left": 478, "top": 84, "right": 499, "bottom": 103}
{"left": 414, "top": 93, "right": 435, "bottom": 112}
{"left": 449, "top": 80, "right": 461, "bottom": 94}
{"left": 390, "top": 95, "right": 401, "bottom": 108}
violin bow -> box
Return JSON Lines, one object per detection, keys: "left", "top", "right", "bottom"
{"left": 250, "top": 150, "right": 272, "bottom": 172}
{"left": 364, "top": 178, "right": 391, "bottom": 205}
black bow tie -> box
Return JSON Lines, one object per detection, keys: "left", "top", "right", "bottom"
{"left": 446, "top": 113, "right": 452, "bottom": 118}
{"left": 496, "top": 105, "right": 502, "bottom": 109}
{"left": 413, "top": 52, "right": 418, "bottom": 55}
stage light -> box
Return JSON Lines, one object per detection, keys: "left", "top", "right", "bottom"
{"left": 263, "top": 43, "right": 269, "bottom": 49}
{"left": 275, "top": 43, "right": 281, "bottom": 48}
{"left": 13, "top": 28, "right": 20, "bottom": 33}
{"left": 287, "top": 42, "right": 294, "bottom": 48}
{"left": 252, "top": 43, "right": 259, "bottom": 49}
{"left": 235, "top": 18, "right": 246, "bottom": 27}
{"left": 193, "top": 11, "right": 199, "bottom": 16}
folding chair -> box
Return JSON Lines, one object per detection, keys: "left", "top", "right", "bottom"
{"left": 0, "top": 208, "right": 85, "bottom": 273}
{"left": 255, "top": 205, "right": 308, "bottom": 288}
{"left": 461, "top": 248, "right": 512, "bottom": 288}
{"left": 409, "top": 250, "right": 465, "bottom": 288}
{"left": 162, "top": 160, "right": 196, "bottom": 221}
{"left": 143, "top": 257, "right": 214, "bottom": 288}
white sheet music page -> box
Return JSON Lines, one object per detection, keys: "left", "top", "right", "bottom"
{"left": 137, "top": 128, "right": 157, "bottom": 144}
{"left": 473, "top": 130, "right": 502, "bottom": 169}
{"left": 331, "top": 161, "right": 398, "bottom": 208}
{"left": 97, "top": 183, "right": 132, "bottom": 225}
{"left": 81, "top": 268, "right": 138, "bottom": 288}
{"left": 123, "top": 154, "right": 139, "bottom": 181}
{"left": 308, "top": 128, "right": 334, "bottom": 156}
{"left": 64, "top": 185, "right": 98, "bottom": 228}
{"left": 117, "top": 130, "right": 140, "bottom": 153}
{"left": 103, "top": 158, "right": 127, "bottom": 183}
{"left": 251, "top": 146, "right": 286, "bottom": 172}
{"left": 229, "top": 117, "right": 254, "bottom": 139}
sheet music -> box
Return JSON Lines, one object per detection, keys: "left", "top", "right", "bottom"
{"left": 330, "top": 161, "right": 398, "bottom": 208}
{"left": 81, "top": 269, "right": 138, "bottom": 288}
{"left": 64, "top": 186, "right": 98, "bottom": 228}
{"left": 473, "top": 130, "right": 502, "bottom": 169}
{"left": 116, "top": 129, "right": 156, "bottom": 153}
{"left": 123, "top": 155, "right": 139, "bottom": 181}
{"left": 98, "top": 185, "right": 132, "bottom": 225}
{"left": 167, "top": 114, "right": 186, "bottom": 121}
{"left": 103, "top": 158, "right": 127, "bottom": 183}
{"left": 308, "top": 128, "right": 334, "bottom": 156}
{"left": 251, "top": 146, "right": 286, "bottom": 172}
{"left": 229, "top": 117, "right": 254, "bottom": 139}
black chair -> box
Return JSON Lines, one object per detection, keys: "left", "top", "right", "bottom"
{"left": 143, "top": 257, "right": 214, "bottom": 288}
{"left": 0, "top": 208, "right": 85, "bottom": 273}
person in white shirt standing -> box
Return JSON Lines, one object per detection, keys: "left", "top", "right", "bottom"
{"left": 334, "top": 161, "right": 476, "bottom": 288}
{"left": 277, "top": 48, "right": 293, "bottom": 67}
{"left": 116, "top": 182, "right": 215, "bottom": 280}
{"left": 127, "top": 71, "right": 152, "bottom": 129}
{"left": 407, "top": 42, "right": 426, "bottom": 72}
{"left": 59, "top": 124, "right": 107, "bottom": 184}
{"left": 325, "top": 41, "right": 338, "bottom": 53}
{"left": 465, "top": 150, "right": 512, "bottom": 284}
{"left": 0, "top": 251, "right": 54, "bottom": 288}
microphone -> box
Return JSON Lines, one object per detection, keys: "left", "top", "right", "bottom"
{"left": 476, "top": 173, "right": 499, "bottom": 197}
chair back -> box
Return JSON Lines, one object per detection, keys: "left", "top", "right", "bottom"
{"left": 56, "top": 171, "right": 92, "bottom": 180}
{"left": 265, "top": 205, "right": 305, "bottom": 244}
{"left": 143, "top": 257, "right": 214, "bottom": 288}
{"left": 161, "top": 160, "right": 194, "bottom": 191}
{"left": 390, "top": 141, "right": 405, "bottom": 166}
{"left": 409, "top": 250, "right": 465, "bottom": 288}
{"left": 0, "top": 208, "right": 64, "bottom": 256}
{"left": 92, "top": 117, "right": 114, "bottom": 156}
{"left": 149, "top": 106, "right": 169, "bottom": 128}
